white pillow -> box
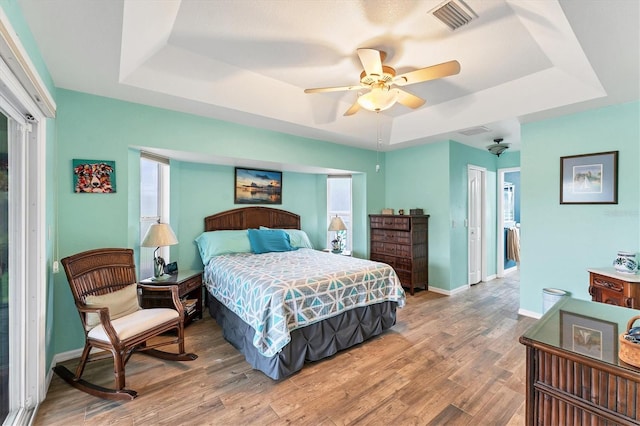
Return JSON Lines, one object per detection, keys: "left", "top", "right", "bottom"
{"left": 84, "top": 283, "right": 141, "bottom": 329}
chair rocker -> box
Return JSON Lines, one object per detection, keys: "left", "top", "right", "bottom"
{"left": 54, "top": 248, "right": 197, "bottom": 400}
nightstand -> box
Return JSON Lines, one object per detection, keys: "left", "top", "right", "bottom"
{"left": 139, "top": 269, "right": 203, "bottom": 326}
{"left": 322, "top": 248, "right": 352, "bottom": 256}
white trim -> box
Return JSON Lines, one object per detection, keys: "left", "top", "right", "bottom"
{"left": 467, "top": 165, "right": 487, "bottom": 285}
{"left": 7, "top": 120, "right": 28, "bottom": 418}
{"left": 503, "top": 265, "right": 519, "bottom": 275}
{"left": 0, "top": 8, "right": 56, "bottom": 118}
{"left": 27, "top": 122, "right": 47, "bottom": 406}
{"left": 497, "top": 167, "right": 520, "bottom": 277}
{"left": 52, "top": 347, "right": 85, "bottom": 365}
{"left": 428, "top": 285, "right": 468, "bottom": 297}
{"left": 518, "top": 308, "right": 542, "bottom": 319}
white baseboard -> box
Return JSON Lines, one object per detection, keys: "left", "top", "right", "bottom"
{"left": 518, "top": 308, "right": 542, "bottom": 319}
{"left": 53, "top": 347, "right": 85, "bottom": 364}
{"left": 504, "top": 265, "right": 519, "bottom": 275}
{"left": 45, "top": 348, "right": 84, "bottom": 393}
{"left": 428, "top": 285, "right": 468, "bottom": 296}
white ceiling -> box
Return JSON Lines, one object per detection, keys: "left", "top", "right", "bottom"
{"left": 18, "top": 0, "right": 640, "bottom": 156}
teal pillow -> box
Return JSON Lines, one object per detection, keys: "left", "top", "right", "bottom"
{"left": 248, "top": 229, "right": 296, "bottom": 254}
{"left": 194, "top": 230, "right": 251, "bottom": 264}
{"left": 259, "top": 227, "right": 314, "bottom": 249}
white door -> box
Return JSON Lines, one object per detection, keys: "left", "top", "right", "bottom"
{"left": 468, "top": 167, "right": 483, "bottom": 285}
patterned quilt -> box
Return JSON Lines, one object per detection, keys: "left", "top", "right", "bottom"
{"left": 204, "top": 248, "right": 405, "bottom": 357}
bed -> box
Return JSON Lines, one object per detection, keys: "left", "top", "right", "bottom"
{"left": 198, "top": 207, "right": 405, "bottom": 380}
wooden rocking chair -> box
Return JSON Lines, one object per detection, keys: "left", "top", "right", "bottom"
{"left": 54, "top": 248, "right": 197, "bottom": 400}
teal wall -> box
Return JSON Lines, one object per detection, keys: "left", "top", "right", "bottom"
{"left": 497, "top": 151, "right": 521, "bottom": 169}
{"left": 52, "top": 89, "right": 386, "bottom": 353}
{"left": 385, "top": 140, "right": 501, "bottom": 292}
{"left": 171, "top": 161, "right": 322, "bottom": 271}
{"left": 385, "top": 141, "right": 451, "bottom": 290}
{"left": 520, "top": 101, "right": 640, "bottom": 313}
{"left": 449, "top": 141, "right": 498, "bottom": 290}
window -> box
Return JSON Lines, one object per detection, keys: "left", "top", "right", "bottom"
{"left": 140, "top": 153, "right": 170, "bottom": 279}
{"left": 326, "top": 176, "right": 352, "bottom": 251}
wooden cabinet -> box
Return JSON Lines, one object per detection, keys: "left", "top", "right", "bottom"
{"left": 520, "top": 298, "right": 640, "bottom": 425}
{"left": 139, "top": 270, "right": 203, "bottom": 326}
{"left": 588, "top": 268, "right": 640, "bottom": 308}
{"left": 369, "top": 214, "right": 429, "bottom": 295}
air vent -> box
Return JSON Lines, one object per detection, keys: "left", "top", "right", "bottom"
{"left": 430, "top": 0, "right": 477, "bottom": 30}
{"left": 459, "top": 126, "right": 490, "bottom": 136}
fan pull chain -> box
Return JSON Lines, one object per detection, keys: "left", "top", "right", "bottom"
{"left": 376, "top": 112, "right": 381, "bottom": 173}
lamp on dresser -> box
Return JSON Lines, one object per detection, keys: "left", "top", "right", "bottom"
{"left": 141, "top": 222, "right": 178, "bottom": 280}
{"left": 328, "top": 215, "right": 347, "bottom": 253}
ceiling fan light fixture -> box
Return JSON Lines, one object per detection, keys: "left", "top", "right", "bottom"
{"left": 487, "top": 138, "right": 509, "bottom": 157}
{"left": 357, "top": 85, "right": 398, "bottom": 112}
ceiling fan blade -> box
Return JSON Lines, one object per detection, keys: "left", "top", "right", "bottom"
{"left": 343, "top": 100, "right": 361, "bottom": 116}
{"left": 357, "top": 48, "right": 384, "bottom": 77}
{"left": 304, "top": 84, "right": 362, "bottom": 94}
{"left": 396, "top": 89, "right": 426, "bottom": 109}
{"left": 394, "top": 60, "right": 461, "bottom": 86}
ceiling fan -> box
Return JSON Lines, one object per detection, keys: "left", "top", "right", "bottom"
{"left": 304, "top": 48, "right": 460, "bottom": 116}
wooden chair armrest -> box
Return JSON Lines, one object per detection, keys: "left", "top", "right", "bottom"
{"left": 137, "top": 284, "right": 185, "bottom": 322}
{"left": 76, "top": 304, "right": 120, "bottom": 343}
{"left": 77, "top": 304, "right": 109, "bottom": 315}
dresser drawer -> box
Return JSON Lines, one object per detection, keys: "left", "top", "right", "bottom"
{"left": 371, "top": 242, "right": 411, "bottom": 257}
{"left": 370, "top": 253, "right": 396, "bottom": 268}
{"left": 370, "top": 216, "right": 410, "bottom": 230}
{"left": 370, "top": 229, "right": 410, "bottom": 244}
{"left": 394, "top": 257, "right": 412, "bottom": 272}
{"left": 589, "top": 271, "right": 637, "bottom": 308}
{"left": 395, "top": 270, "right": 412, "bottom": 286}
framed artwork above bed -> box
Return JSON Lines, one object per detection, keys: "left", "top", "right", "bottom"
{"left": 234, "top": 167, "right": 282, "bottom": 204}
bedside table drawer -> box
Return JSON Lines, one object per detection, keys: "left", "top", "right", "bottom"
{"left": 139, "top": 270, "right": 203, "bottom": 326}
{"left": 181, "top": 274, "right": 202, "bottom": 294}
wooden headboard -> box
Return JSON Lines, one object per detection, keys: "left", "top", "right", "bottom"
{"left": 204, "top": 207, "right": 301, "bottom": 231}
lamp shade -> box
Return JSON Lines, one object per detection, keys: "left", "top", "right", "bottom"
{"left": 141, "top": 223, "right": 178, "bottom": 247}
{"left": 328, "top": 216, "right": 347, "bottom": 232}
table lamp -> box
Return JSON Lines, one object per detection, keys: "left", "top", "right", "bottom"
{"left": 328, "top": 215, "right": 347, "bottom": 253}
{"left": 141, "top": 222, "right": 178, "bottom": 280}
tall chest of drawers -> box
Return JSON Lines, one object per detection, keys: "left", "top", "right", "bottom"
{"left": 369, "top": 214, "right": 429, "bottom": 295}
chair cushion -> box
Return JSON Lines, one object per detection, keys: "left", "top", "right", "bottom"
{"left": 87, "top": 308, "right": 179, "bottom": 342}
{"left": 84, "top": 283, "right": 141, "bottom": 329}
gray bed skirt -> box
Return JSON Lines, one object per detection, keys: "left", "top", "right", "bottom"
{"left": 207, "top": 295, "right": 398, "bottom": 380}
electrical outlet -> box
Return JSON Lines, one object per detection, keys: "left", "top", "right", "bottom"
{"left": 52, "top": 260, "right": 59, "bottom": 274}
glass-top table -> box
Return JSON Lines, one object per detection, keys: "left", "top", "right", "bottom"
{"left": 520, "top": 297, "right": 640, "bottom": 424}
{"left": 521, "top": 297, "right": 640, "bottom": 371}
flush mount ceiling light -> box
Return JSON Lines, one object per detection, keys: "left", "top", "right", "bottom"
{"left": 487, "top": 138, "right": 510, "bottom": 157}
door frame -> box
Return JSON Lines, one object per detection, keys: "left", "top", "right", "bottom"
{"left": 467, "top": 165, "right": 487, "bottom": 285}
{"left": 0, "top": 8, "right": 54, "bottom": 425}
{"left": 497, "top": 167, "right": 520, "bottom": 277}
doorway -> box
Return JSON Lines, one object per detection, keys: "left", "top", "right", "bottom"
{"left": 498, "top": 167, "right": 521, "bottom": 277}
{"left": 467, "top": 165, "right": 486, "bottom": 285}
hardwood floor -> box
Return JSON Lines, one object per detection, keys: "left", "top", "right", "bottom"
{"left": 34, "top": 272, "right": 535, "bottom": 425}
